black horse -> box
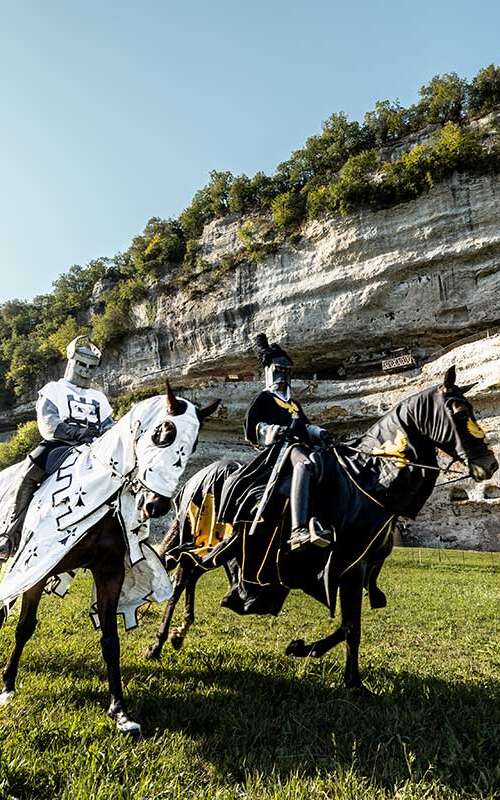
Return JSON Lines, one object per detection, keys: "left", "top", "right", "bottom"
{"left": 0, "top": 384, "right": 219, "bottom": 734}
{"left": 147, "top": 367, "right": 497, "bottom": 695}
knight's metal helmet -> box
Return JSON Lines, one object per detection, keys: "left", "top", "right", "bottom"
{"left": 255, "top": 333, "right": 293, "bottom": 401}
{"left": 65, "top": 336, "right": 102, "bottom": 388}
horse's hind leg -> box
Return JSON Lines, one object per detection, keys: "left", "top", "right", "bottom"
{"left": 366, "top": 531, "right": 393, "bottom": 609}
{"left": 286, "top": 625, "right": 345, "bottom": 658}
{"left": 169, "top": 565, "right": 200, "bottom": 650}
{"left": 145, "top": 564, "right": 189, "bottom": 660}
{"left": 91, "top": 560, "right": 140, "bottom": 736}
{"left": 366, "top": 559, "right": 387, "bottom": 609}
{"left": 0, "top": 580, "right": 45, "bottom": 705}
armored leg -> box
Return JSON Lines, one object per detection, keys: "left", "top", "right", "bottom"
{"left": 288, "top": 447, "right": 331, "bottom": 551}
{"left": 0, "top": 461, "right": 45, "bottom": 561}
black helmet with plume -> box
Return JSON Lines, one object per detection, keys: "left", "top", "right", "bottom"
{"left": 255, "top": 333, "right": 293, "bottom": 399}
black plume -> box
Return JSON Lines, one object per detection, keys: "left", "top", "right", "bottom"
{"left": 255, "top": 334, "right": 271, "bottom": 366}
{"left": 255, "top": 333, "right": 292, "bottom": 367}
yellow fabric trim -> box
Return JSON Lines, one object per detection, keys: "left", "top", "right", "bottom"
{"left": 273, "top": 396, "right": 299, "bottom": 415}
{"left": 187, "top": 495, "right": 233, "bottom": 557}
{"left": 334, "top": 448, "right": 385, "bottom": 509}
{"left": 275, "top": 499, "right": 290, "bottom": 588}
{"left": 338, "top": 516, "right": 395, "bottom": 578}
{"left": 371, "top": 429, "right": 409, "bottom": 468}
{"left": 467, "top": 418, "right": 486, "bottom": 439}
{"left": 256, "top": 521, "right": 282, "bottom": 586}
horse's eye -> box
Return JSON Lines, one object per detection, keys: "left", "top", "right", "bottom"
{"left": 152, "top": 420, "right": 177, "bottom": 447}
{"left": 450, "top": 401, "right": 468, "bottom": 418}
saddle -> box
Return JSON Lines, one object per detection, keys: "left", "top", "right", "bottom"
{"left": 22, "top": 442, "right": 77, "bottom": 486}
{"left": 44, "top": 445, "right": 75, "bottom": 477}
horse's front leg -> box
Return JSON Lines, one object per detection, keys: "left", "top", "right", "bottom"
{"left": 285, "top": 565, "right": 345, "bottom": 658}
{"left": 145, "top": 564, "right": 188, "bottom": 659}
{"left": 339, "top": 565, "right": 370, "bottom": 694}
{"left": 366, "top": 531, "right": 393, "bottom": 609}
{"left": 91, "top": 561, "right": 140, "bottom": 736}
{"left": 0, "top": 580, "right": 45, "bottom": 705}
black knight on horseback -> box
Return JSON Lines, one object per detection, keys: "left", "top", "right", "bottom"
{"left": 244, "top": 333, "right": 334, "bottom": 551}
{"left": 148, "top": 358, "right": 498, "bottom": 696}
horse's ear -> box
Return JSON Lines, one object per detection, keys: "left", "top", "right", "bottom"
{"left": 459, "top": 382, "right": 477, "bottom": 395}
{"left": 165, "top": 380, "right": 177, "bottom": 415}
{"left": 196, "top": 399, "right": 221, "bottom": 423}
{"left": 442, "top": 365, "right": 456, "bottom": 391}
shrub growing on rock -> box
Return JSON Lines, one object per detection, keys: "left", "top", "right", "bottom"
{"left": 91, "top": 277, "right": 148, "bottom": 348}
{"left": 417, "top": 72, "right": 468, "bottom": 125}
{"left": 0, "top": 421, "right": 41, "bottom": 470}
{"left": 468, "top": 64, "right": 500, "bottom": 116}
{"left": 271, "top": 191, "right": 305, "bottom": 232}
{"left": 129, "top": 218, "right": 185, "bottom": 276}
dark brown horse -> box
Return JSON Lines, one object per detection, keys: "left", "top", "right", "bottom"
{"left": 146, "top": 367, "right": 498, "bottom": 696}
{"left": 0, "top": 384, "right": 219, "bottom": 735}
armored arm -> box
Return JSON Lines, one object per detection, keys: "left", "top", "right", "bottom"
{"left": 53, "top": 422, "right": 96, "bottom": 444}
{"left": 255, "top": 422, "right": 287, "bottom": 447}
{"left": 36, "top": 395, "right": 63, "bottom": 441}
{"left": 306, "top": 424, "right": 331, "bottom": 445}
{"left": 99, "top": 415, "right": 114, "bottom": 434}
{"left": 36, "top": 395, "right": 95, "bottom": 444}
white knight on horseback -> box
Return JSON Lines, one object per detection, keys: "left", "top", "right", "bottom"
{"left": 0, "top": 337, "right": 210, "bottom": 624}
{"left": 0, "top": 336, "right": 113, "bottom": 561}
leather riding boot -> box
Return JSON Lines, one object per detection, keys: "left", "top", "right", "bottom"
{"left": 0, "top": 461, "right": 46, "bottom": 560}
{"left": 288, "top": 458, "right": 333, "bottom": 551}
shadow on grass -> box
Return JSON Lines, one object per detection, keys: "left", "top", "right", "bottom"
{"left": 15, "top": 647, "right": 500, "bottom": 796}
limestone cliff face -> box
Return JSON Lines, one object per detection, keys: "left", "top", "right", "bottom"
{"left": 172, "top": 332, "right": 500, "bottom": 552}
{"left": 2, "top": 169, "right": 500, "bottom": 550}
{"left": 98, "top": 169, "right": 500, "bottom": 390}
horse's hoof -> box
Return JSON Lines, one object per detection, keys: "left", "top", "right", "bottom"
{"left": 117, "top": 718, "right": 141, "bottom": 737}
{"left": 0, "top": 689, "right": 15, "bottom": 707}
{"left": 349, "top": 684, "right": 376, "bottom": 700}
{"left": 144, "top": 645, "right": 161, "bottom": 661}
{"left": 170, "top": 631, "right": 184, "bottom": 651}
{"left": 285, "top": 639, "right": 307, "bottom": 657}
{"left": 114, "top": 711, "right": 142, "bottom": 737}
{"left": 370, "top": 590, "right": 387, "bottom": 609}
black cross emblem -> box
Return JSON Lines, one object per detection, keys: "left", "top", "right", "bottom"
{"left": 74, "top": 486, "right": 87, "bottom": 508}
{"left": 173, "top": 446, "right": 186, "bottom": 468}
{"left": 59, "top": 527, "right": 79, "bottom": 547}
{"left": 24, "top": 546, "right": 38, "bottom": 568}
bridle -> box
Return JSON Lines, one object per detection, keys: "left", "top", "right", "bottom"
{"left": 333, "top": 442, "right": 471, "bottom": 489}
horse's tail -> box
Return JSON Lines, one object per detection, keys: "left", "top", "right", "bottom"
{"left": 156, "top": 518, "right": 181, "bottom": 569}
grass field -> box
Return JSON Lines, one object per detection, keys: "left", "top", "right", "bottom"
{"left": 0, "top": 548, "right": 498, "bottom": 800}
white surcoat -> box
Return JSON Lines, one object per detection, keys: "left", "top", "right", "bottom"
{"left": 36, "top": 379, "right": 113, "bottom": 440}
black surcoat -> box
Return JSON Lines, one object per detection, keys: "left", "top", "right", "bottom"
{"left": 217, "top": 391, "right": 310, "bottom": 525}
{"left": 244, "top": 391, "right": 309, "bottom": 444}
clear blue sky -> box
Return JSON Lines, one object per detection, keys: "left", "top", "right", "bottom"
{"left": 0, "top": 0, "right": 498, "bottom": 302}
